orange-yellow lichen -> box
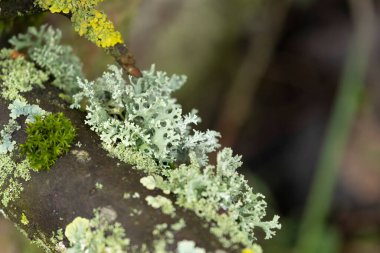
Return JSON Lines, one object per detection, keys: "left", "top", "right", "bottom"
{"left": 35, "top": 0, "right": 123, "bottom": 48}
{"left": 36, "top": 0, "right": 104, "bottom": 13}
{"left": 72, "top": 9, "right": 123, "bottom": 48}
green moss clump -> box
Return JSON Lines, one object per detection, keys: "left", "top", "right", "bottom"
{"left": 20, "top": 113, "right": 76, "bottom": 170}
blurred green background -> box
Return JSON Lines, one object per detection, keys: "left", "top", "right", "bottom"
{"left": 1, "top": 0, "right": 380, "bottom": 252}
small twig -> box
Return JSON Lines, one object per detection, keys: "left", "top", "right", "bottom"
{"left": 59, "top": 12, "right": 142, "bottom": 78}
{"left": 108, "top": 43, "right": 142, "bottom": 78}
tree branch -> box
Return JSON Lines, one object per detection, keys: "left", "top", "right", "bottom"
{"left": 0, "top": 85, "right": 231, "bottom": 252}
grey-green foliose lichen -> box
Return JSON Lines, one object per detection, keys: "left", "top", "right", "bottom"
{"left": 69, "top": 39, "right": 279, "bottom": 252}
{"left": 0, "top": 155, "right": 32, "bottom": 207}
{"left": 64, "top": 209, "right": 130, "bottom": 253}
{"left": 145, "top": 195, "right": 176, "bottom": 218}
{"left": 79, "top": 66, "right": 281, "bottom": 249}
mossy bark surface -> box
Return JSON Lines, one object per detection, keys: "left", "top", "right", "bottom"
{"left": 0, "top": 86, "right": 232, "bottom": 252}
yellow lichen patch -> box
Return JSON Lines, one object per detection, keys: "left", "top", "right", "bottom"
{"left": 242, "top": 249, "right": 254, "bottom": 253}
{"left": 72, "top": 9, "right": 123, "bottom": 48}
{"left": 35, "top": 0, "right": 104, "bottom": 13}
{"left": 35, "top": 0, "right": 123, "bottom": 48}
{"left": 21, "top": 213, "right": 29, "bottom": 225}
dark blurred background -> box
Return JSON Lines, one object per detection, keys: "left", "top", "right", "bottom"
{"left": 1, "top": 0, "right": 380, "bottom": 252}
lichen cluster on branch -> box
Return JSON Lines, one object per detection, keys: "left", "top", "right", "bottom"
{"left": 71, "top": 50, "right": 280, "bottom": 251}
{"left": 35, "top": 0, "right": 123, "bottom": 48}
{"left": 9, "top": 25, "right": 83, "bottom": 96}
{"left": 0, "top": 48, "right": 47, "bottom": 101}
{"left": 71, "top": 65, "right": 221, "bottom": 167}
{"left": 64, "top": 209, "right": 130, "bottom": 253}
